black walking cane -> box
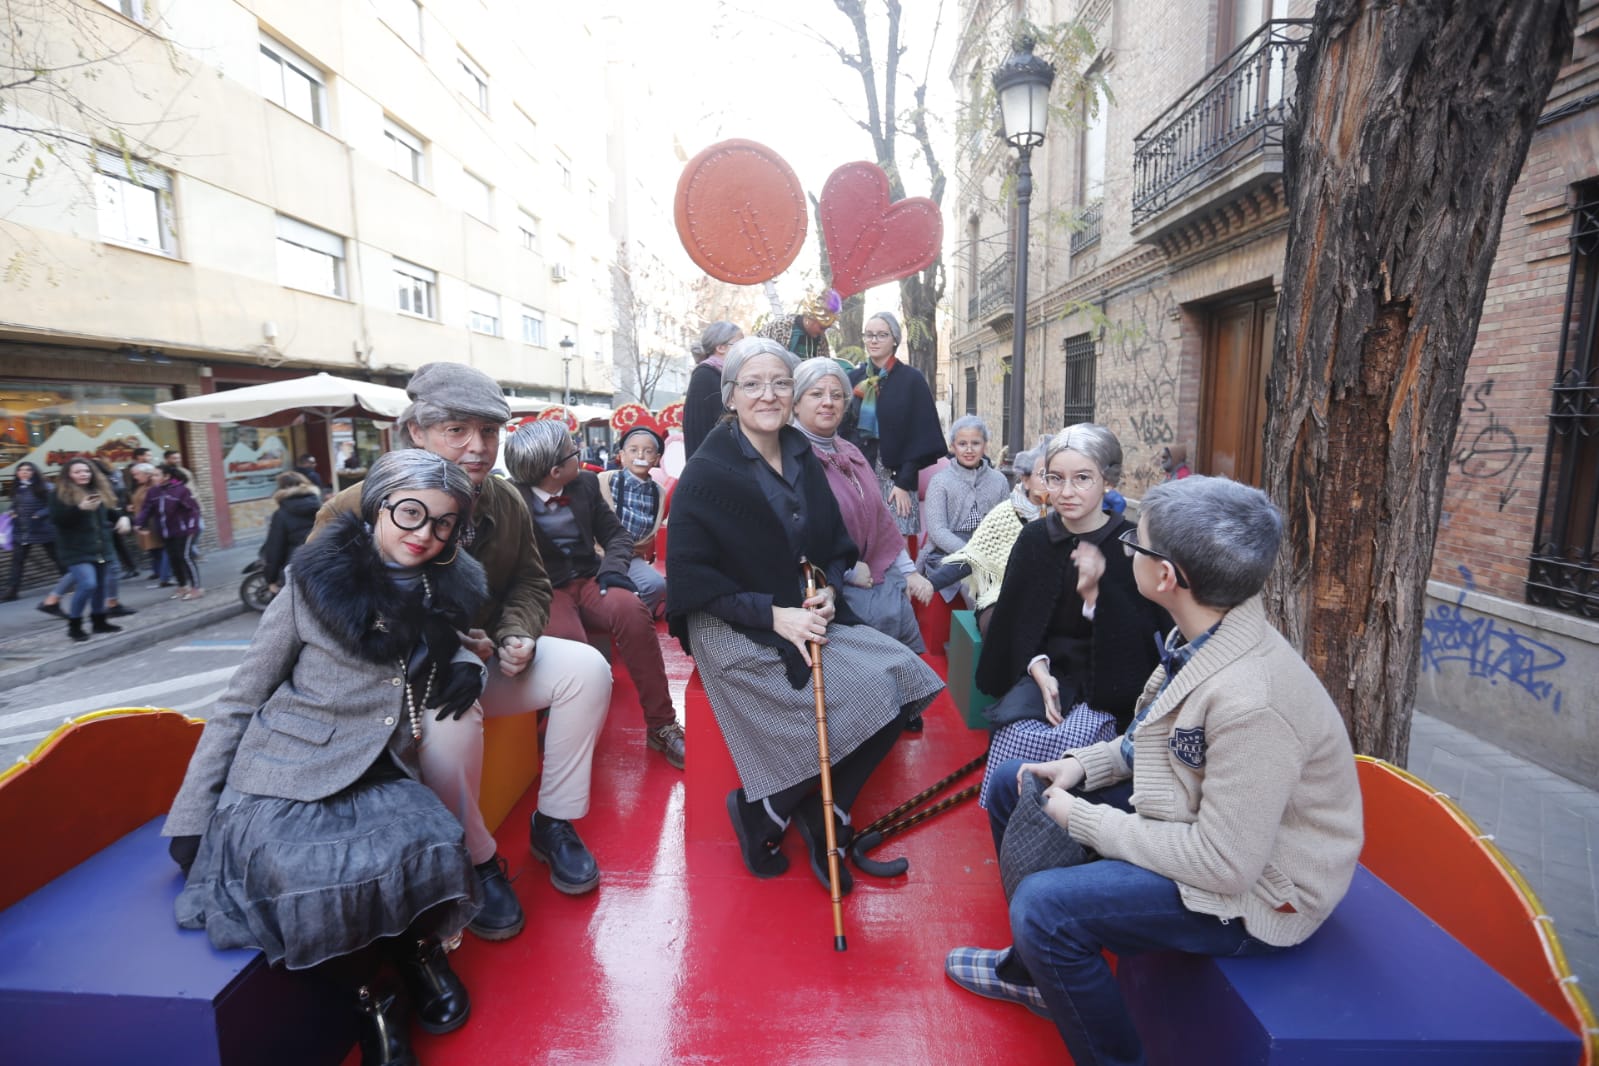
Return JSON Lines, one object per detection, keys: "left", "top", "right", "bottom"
{"left": 849, "top": 752, "right": 988, "bottom": 876}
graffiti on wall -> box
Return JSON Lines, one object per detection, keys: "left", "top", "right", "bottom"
{"left": 1420, "top": 565, "right": 1566, "bottom": 712}
{"left": 1097, "top": 290, "right": 1180, "bottom": 489}
{"left": 1450, "top": 380, "right": 1531, "bottom": 511}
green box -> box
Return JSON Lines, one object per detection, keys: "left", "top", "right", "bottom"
{"left": 948, "top": 609, "right": 994, "bottom": 730}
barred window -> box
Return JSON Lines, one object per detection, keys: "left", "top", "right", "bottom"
{"left": 1063, "top": 333, "right": 1097, "bottom": 427}
{"left": 1528, "top": 186, "right": 1599, "bottom": 619}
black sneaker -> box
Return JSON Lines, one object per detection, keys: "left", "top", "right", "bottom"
{"left": 794, "top": 795, "right": 854, "bottom": 897}
{"left": 466, "top": 855, "right": 525, "bottom": 941}
{"left": 106, "top": 604, "right": 137, "bottom": 617}
{"left": 36, "top": 602, "right": 65, "bottom": 618}
{"left": 529, "top": 814, "right": 599, "bottom": 895}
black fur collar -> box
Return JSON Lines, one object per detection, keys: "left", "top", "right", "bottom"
{"left": 292, "top": 511, "right": 488, "bottom": 664}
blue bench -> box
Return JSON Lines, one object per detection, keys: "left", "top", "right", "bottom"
{"left": 1118, "top": 865, "right": 1581, "bottom": 1065}
{"left": 0, "top": 817, "right": 353, "bottom": 1066}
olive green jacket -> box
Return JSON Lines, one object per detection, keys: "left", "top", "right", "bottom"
{"left": 313, "top": 474, "right": 551, "bottom": 643}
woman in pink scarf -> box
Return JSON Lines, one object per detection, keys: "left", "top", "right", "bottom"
{"left": 791, "top": 357, "right": 933, "bottom": 653}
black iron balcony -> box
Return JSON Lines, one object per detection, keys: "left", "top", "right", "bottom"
{"left": 977, "top": 251, "right": 1013, "bottom": 322}
{"left": 1070, "top": 200, "right": 1103, "bottom": 255}
{"left": 1131, "top": 19, "right": 1311, "bottom": 228}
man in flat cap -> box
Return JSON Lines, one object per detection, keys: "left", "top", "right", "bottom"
{"left": 314, "top": 362, "right": 613, "bottom": 941}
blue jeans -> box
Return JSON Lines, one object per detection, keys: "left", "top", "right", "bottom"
{"left": 988, "top": 758, "right": 1278, "bottom": 1065}
{"left": 627, "top": 556, "right": 665, "bottom": 617}
{"left": 65, "top": 562, "right": 107, "bottom": 619}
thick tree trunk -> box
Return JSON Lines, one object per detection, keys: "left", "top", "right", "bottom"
{"left": 1262, "top": 0, "right": 1574, "bottom": 762}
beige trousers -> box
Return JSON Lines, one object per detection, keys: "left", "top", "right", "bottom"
{"left": 418, "top": 635, "right": 612, "bottom": 863}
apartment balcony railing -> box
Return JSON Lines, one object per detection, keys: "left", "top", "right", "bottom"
{"left": 976, "top": 251, "right": 1013, "bottom": 323}
{"left": 1070, "top": 200, "right": 1103, "bottom": 255}
{"left": 1131, "top": 19, "right": 1311, "bottom": 228}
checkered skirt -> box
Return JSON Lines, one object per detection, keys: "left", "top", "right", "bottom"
{"left": 979, "top": 700, "right": 1117, "bottom": 809}
{"left": 688, "top": 612, "right": 944, "bottom": 801}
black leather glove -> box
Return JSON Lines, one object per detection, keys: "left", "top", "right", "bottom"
{"left": 433, "top": 659, "right": 486, "bottom": 720}
{"left": 169, "top": 835, "right": 201, "bottom": 875}
{"left": 596, "top": 570, "right": 637, "bottom": 595}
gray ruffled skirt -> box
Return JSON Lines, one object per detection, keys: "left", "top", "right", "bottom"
{"left": 175, "top": 776, "right": 481, "bottom": 970}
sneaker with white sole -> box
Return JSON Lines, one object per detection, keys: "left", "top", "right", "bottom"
{"left": 944, "top": 946, "right": 1051, "bottom": 1018}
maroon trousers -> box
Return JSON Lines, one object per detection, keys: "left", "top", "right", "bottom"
{"left": 544, "top": 575, "right": 676, "bottom": 732}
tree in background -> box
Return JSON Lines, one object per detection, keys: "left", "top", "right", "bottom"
{"left": 2, "top": 0, "right": 188, "bottom": 281}
{"left": 1261, "top": 0, "right": 1577, "bottom": 762}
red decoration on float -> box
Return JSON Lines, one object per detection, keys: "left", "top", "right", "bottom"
{"left": 818, "top": 162, "right": 943, "bottom": 298}
{"left": 674, "top": 139, "right": 808, "bottom": 286}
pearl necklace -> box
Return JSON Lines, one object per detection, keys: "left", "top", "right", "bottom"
{"left": 399, "top": 573, "right": 437, "bottom": 741}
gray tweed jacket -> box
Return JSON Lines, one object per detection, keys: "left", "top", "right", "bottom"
{"left": 163, "top": 513, "right": 487, "bottom": 837}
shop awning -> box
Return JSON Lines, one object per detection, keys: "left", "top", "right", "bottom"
{"left": 155, "top": 373, "right": 410, "bottom": 425}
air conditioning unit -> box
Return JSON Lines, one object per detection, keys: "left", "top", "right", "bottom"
{"left": 550, "top": 263, "right": 570, "bottom": 282}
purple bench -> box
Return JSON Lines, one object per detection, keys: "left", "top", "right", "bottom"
{"left": 1118, "top": 865, "right": 1581, "bottom": 1065}
{"left": 0, "top": 817, "right": 352, "bottom": 1066}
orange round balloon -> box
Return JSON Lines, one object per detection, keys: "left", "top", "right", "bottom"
{"left": 675, "top": 139, "right": 808, "bottom": 286}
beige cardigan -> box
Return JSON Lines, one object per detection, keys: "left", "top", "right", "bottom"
{"left": 1064, "top": 596, "right": 1364, "bottom": 947}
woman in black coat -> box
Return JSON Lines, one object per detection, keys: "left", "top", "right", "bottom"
{"left": 260, "top": 471, "right": 323, "bottom": 589}
{"left": 974, "top": 424, "right": 1171, "bottom": 813}
{"left": 4, "top": 461, "right": 59, "bottom": 600}
{"left": 667, "top": 337, "right": 943, "bottom": 894}
{"left": 849, "top": 311, "right": 947, "bottom": 536}
{"left": 682, "top": 320, "right": 743, "bottom": 458}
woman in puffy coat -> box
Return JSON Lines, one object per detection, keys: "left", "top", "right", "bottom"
{"left": 4, "top": 461, "right": 60, "bottom": 601}
{"left": 136, "top": 464, "right": 203, "bottom": 600}
{"left": 260, "top": 471, "right": 322, "bottom": 592}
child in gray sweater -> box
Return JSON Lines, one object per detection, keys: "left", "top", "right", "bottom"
{"left": 947, "top": 476, "right": 1364, "bottom": 1065}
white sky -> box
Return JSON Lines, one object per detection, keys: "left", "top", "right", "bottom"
{"left": 614, "top": 0, "right": 957, "bottom": 311}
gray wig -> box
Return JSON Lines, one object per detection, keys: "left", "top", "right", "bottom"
{"left": 1012, "top": 446, "right": 1043, "bottom": 478}
{"left": 948, "top": 414, "right": 990, "bottom": 444}
{"left": 865, "top": 311, "right": 902, "bottom": 346}
{"left": 1139, "top": 475, "right": 1283, "bottom": 608}
{"left": 692, "top": 321, "right": 742, "bottom": 364}
{"left": 503, "top": 420, "right": 574, "bottom": 486}
{"left": 1047, "top": 423, "right": 1123, "bottom": 485}
{"left": 359, "top": 450, "right": 475, "bottom": 528}
{"left": 720, "top": 337, "right": 800, "bottom": 407}
{"left": 792, "top": 356, "right": 851, "bottom": 401}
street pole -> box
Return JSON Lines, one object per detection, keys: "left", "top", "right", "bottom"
{"left": 560, "top": 336, "right": 575, "bottom": 409}
{"left": 1007, "top": 144, "right": 1033, "bottom": 462}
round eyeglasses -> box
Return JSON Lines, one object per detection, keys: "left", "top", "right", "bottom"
{"left": 383, "top": 498, "right": 460, "bottom": 540}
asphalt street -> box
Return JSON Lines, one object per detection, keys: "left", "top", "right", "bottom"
{"left": 0, "top": 611, "right": 260, "bottom": 767}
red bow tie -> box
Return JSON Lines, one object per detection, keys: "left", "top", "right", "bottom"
{"left": 545, "top": 495, "right": 571, "bottom": 508}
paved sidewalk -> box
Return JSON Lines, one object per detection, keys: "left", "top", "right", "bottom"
{"left": 1408, "top": 711, "right": 1599, "bottom": 997}
{"left": 0, "top": 542, "right": 260, "bottom": 689}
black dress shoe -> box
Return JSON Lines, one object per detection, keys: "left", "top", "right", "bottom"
{"left": 904, "top": 714, "right": 925, "bottom": 733}
{"left": 36, "top": 601, "right": 64, "bottom": 618}
{"left": 397, "top": 937, "right": 470, "bottom": 1035}
{"left": 106, "top": 603, "right": 137, "bottom": 617}
{"left": 794, "top": 796, "right": 854, "bottom": 897}
{"left": 529, "top": 813, "right": 600, "bottom": 894}
{"left": 726, "top": 788, "right": 789, "bottom": 878}
{"left": 466, "top": 855, "right": 525, "bottom": 941}
{"left": 356, "top": 986, "right": 417, "bottom": 1066}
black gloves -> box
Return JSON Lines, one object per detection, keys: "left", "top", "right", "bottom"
{"left": 433, "top": 659, "right": 486, "bottom": 720}
{"left": 169, "top": 835, "right": 201, "bottom": 875}
{"left": 597, "top": 570, "right": 637, "bottom": 595}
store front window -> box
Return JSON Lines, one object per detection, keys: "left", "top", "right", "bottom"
{"left": 331, "top": 417, "right": 384, "bottom": 491}
{"left": 0, "top": 380, "right": 179, "bottom": 501}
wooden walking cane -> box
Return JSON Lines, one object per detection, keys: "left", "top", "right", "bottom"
{"left": 803, "top": 560, "right": 847, "bottom": 952}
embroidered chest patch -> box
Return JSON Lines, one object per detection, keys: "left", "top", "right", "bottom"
{"left": 1170, "top": 727, "right": 1207, "bottom": 769}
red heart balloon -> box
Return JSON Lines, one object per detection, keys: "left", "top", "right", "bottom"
{"left": 819, "top": 163, "right": 943, "bottom": 298}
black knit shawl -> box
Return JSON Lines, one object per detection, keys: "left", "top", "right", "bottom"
{"left": 976, "top": 512, "right": 1170, "bottom": 730}
{"left": 666, "top": 422, "right": 862, "bottom": 689}
{"left": 848, "top": 360, "right": 947, "bottom": 490}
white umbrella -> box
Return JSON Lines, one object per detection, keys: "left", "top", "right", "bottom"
{"left": 155, "top": 372, "right": 410, "bottom": 423}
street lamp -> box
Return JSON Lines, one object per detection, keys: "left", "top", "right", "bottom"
{"left": 993, "top": 36, "right": 1055, "bottom": 461}
{"left": 559, "top": 336, "right": 576, "bottom": 408}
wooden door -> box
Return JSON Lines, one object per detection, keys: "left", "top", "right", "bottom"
{"left": 1199, "top": 293, "right": 1274, "bottom": 485}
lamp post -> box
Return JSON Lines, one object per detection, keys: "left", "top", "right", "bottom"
{"left": 559, "top": 336, "right": 576, "bottom": 408}
{"left": 992, "top": 36, "right": 1055, "bottom": 461}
